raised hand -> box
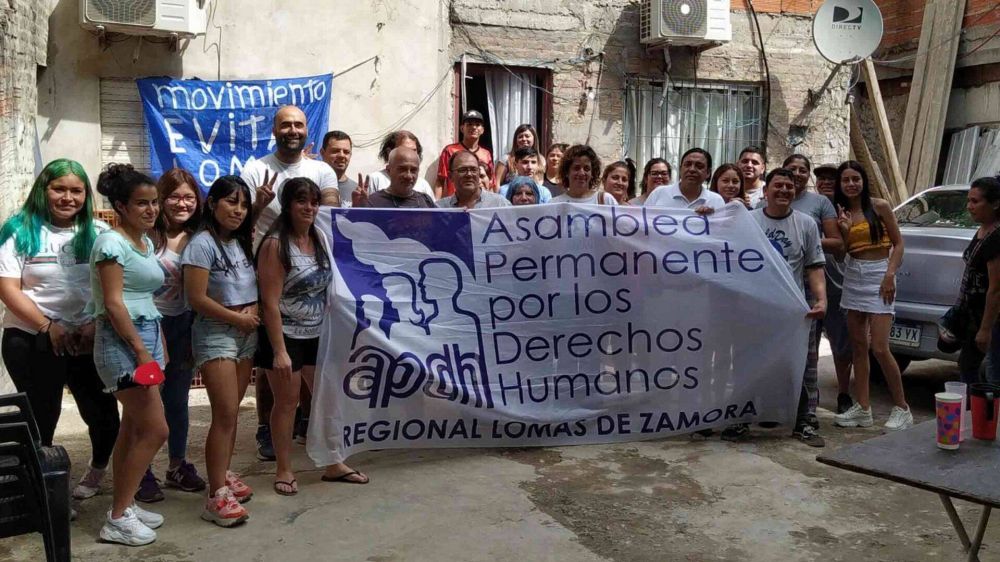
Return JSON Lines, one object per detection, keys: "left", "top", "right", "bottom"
{"left": 302, "top": 142, "right": 317, "bottom": 160}
{"left": 256, "top": 169, "right": 278, "bottom": 209}
{"left": 836, "top": 204, "right": 852, "bottom": 232}
{"left": 352, "top": 173, "right": 371, "bottom": 207}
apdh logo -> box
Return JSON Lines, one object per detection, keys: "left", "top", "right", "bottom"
{"left": 329, "top": 210, "right": 495, "bottom": 410}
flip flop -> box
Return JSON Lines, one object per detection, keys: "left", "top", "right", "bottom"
{"left": 321, "top": 470, "right": 369, "bottom": 485}
{"left": 273, "top": 479, "right": 298, "bottom": 496}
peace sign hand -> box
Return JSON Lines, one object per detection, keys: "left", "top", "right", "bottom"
{"left": 256, "top": 169, "right": 278, "bottom": 209}
{"left": 352, "top": 173, "right": 371, "bottom": 208}
{"left": 836, "top": 204, "right": 852, "bottom": 233}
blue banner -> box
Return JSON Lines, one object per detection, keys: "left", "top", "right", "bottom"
{"left": 136, "top": 74, "right": 333, "bottom": 189}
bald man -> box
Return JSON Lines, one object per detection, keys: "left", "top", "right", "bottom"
{"left": 353, "top": 147, "right": 437, "bottom": 208}
{"left": 241, "top": 105, "right": 340, "bottom": 241}
{"left": 239, "top": 105, "right": 340, "bottom": 462}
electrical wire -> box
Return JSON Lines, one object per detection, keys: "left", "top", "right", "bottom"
{"left": 348, "top": 67, "right": 453, "bottom": 148}
{"left": 746, "top": 0, "right": 772, "bottom": 151}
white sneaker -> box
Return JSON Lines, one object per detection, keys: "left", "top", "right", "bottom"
{"left": 72, "top": 466, "right": 105, "bottom": 500}
{"left": 99, "top": 507, "right": 156, "bottom": 546}
{"left": 885, "top": 406, "right": 914, "bottom": 431}
{"left": 130, "top": 501, "right": 164, "bottom": 529}
{"left": 834, "top": 402, "right": 874, "bottom": 428}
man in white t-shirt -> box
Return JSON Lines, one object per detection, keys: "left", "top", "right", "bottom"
{"left": 241, "top": 105, "right": 340, "bottom": 238}
{"left": 644, "top": 148, "right": 725, "bottom": 212}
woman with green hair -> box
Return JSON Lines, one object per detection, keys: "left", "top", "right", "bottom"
{"left": 0, "top": 158, "right": 121, "bottom": 501}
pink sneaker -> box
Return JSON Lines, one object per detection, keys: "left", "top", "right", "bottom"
{"left": 225, "top": 471, "right": 253, "bottom": 503}
{"left": 200, "top": 487, "right": 249, "bottom": 528}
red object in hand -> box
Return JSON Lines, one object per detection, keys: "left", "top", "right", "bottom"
{"left": 970, "top": 383, "right": 1000, "bottom": 441}
{"left": 133, "top": 361, "right": 164, "bottom": 386}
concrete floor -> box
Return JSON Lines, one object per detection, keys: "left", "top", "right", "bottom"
{"left": 2, "top": 344, "right": 999, "bottom": 562}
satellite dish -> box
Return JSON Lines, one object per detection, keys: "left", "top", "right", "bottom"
{"left": 812, "top": 0, "right": 884, "bottom": 64}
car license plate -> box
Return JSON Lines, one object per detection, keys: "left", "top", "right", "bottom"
{"left": 889, "top": 322, "right": 922, "bottom": 348}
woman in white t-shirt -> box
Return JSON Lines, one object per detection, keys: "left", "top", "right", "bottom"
{"left": 0, "top": 158, "right": 121, "bottom": 503}
{"left": 550, "top": 144, "right": 617, "bottom": 205}
{"left": 133, "top": 168, "right": 207, "bottom": 502}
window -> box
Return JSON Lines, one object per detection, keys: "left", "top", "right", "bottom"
{"left": 624, "top": 78, "right": 764, "bottom": 173}
{"left": 895, "top": 189, "right": 975, "bottom": 229}
{"left": 457, "top": 63, "right": 551, "bottom": 161}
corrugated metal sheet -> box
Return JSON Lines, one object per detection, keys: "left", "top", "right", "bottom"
{"left": 942, "top": 126, "right": 980, "bottom": 185}
{"left": 973, "top": 128, "right": 1000, "bottom": 180}
{"left": 99, "top": 78, "right": 150, "bottom": 174}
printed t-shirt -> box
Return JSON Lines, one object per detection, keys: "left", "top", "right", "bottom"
{"left": 181, "top": 231, "right": 258, "bottom": 307}
{"left": 751, "top": 208, "right": 825, "bottom": 295}
{"left": 0, "top": 220, "right": 109, "bottom": 333}
{"left": 263, "top": 232, "right": 333, "bottom": 339}
{"left": 154, "top": 246, "right": 188, "bottom": 317}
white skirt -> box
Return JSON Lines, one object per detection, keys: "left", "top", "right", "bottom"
{"left": 841, "top": 256, "right": 894, "bottom": 315}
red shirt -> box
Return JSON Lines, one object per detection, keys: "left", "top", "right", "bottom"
{"left": 437, "top": 142, "right": 494, "bottom": 196}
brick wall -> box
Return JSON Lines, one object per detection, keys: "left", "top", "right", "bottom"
{"left": 0, "top": 0, "right": 48, "bottom": 393}
{"left": 0, "top": 0, "right": 48, "bottom": 222}
{"left": 731, "top": 0, "right": 822, "bottom": 15}
{"left": 450, "top": 0, "right": 850, "bottom": 171}
{"left": 879, "top": 0, "right": 1000, "bottom": 49}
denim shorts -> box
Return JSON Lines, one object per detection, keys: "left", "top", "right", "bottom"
{"left": 93, "top": 317, "right": 166, "bottom": 393}
{"left": 191, "top": 315, "right": 258, "bottom": 369}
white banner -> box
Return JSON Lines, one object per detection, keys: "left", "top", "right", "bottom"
{"left": 308, "top": 203, "right": 810, "bottom": 465}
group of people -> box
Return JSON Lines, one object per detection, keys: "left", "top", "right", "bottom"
{"left": 2, "top": 102, "right": 997, "bottom": 547}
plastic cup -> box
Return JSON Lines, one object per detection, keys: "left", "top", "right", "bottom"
{"left": 944, "top": 381, "right": 968, "bottom": 441}
{"left": 935, "top": 392, "right": 963, "bottom": 450}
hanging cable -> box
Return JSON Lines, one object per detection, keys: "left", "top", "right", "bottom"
{"left": 747, "top": 0, "right": 772, "bottom": 152}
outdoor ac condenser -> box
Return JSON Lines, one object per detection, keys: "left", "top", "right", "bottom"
{"left": 639, "top": 0, "right": 732, "bottom": 47}
{"left": 80, "top": 0, "right": 208, "bottom": 37}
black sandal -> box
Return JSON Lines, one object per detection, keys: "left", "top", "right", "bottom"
{"left": 273, "top": 479, "right": 298, "bottom": 496}
{"left": 321, "top": 470, "right": 369, "bottom": 485}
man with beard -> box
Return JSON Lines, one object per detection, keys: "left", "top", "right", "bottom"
{"left": 243, "top": 105, "right": 340, "bottom": 239}
{"left": 353, "top": 147, "right": 437, "bottom": 208}
{"left": 240, "top": 105, "right": 338, "bottom": 462}
{"left": 320, "top": 130, "right": 357, "bottom": 208}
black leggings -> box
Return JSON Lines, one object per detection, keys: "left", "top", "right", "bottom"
{"left": 2, "top": 328, "right": 120, "bottom": 468}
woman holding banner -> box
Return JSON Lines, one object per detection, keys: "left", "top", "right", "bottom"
{"left": 255, "top": 177, "right": 368, "bottom": 494}
{"left": 182, "top": 175, "right": 258, "bottom": 527}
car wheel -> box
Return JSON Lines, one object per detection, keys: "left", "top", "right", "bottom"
{"left": 868, "top": 352, "right": 912, "bottom": 384}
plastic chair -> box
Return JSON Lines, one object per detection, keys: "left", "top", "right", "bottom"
{"left": 0, "top": 393, "right": 71, "bottom": 561}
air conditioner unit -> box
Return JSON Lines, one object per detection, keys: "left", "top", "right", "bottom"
{"left": 80, "top": 0, "right": 207, "bottom": 37}
{"left": 640, "top": 0, "right": 732, "bottom": 47}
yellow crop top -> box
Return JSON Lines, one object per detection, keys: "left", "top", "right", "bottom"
{"left": 846, "top": 220, "right": 891, "bottom": 253}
